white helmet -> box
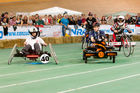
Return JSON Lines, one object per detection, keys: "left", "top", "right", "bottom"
{"left": 117, "top": 16, "right": 125, "bottom": 26}
{"left": 28, "top": 27, "right": 38, "bottom": 39}
{"left": 29, "top": 27, "right": 38, "bottom": 33}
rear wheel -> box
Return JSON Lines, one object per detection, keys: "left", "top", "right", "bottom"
{"left": 123, "top": 36, "right": 131, "bottom": 57}
{"left": 83, "top": 52, "right": 86, "bottom": 60}
{"left": 130, "top": 37, "right": 134, "bottom": 55}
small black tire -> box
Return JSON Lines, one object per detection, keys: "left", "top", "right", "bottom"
{"left": 83, "top": 52, "right": 86, "bottom": 60}
{"left": 110, "top": 56, "right": 112, "bottom": 60}
{"left": 85, "top": 57, "right": 87, "bottom": 63}
{"left": 113, "top": 56, "right": 115, "bottom": 63}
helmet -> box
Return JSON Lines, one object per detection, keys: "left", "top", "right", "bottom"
{"left": 28, "top": 27, "right": 38, "bottom": 39}
{"left": 117, "top": 16, "right": 125, "bottom": 26}
{"left": 88, "top": 12, "right": 93, "bottom": 16}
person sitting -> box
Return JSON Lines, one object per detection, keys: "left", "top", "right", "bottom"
{"left": 16, "top": 27, "right": 47, "bottom": 56}
{"left": 89, "top": 23, "right": 107, "bottom": 46}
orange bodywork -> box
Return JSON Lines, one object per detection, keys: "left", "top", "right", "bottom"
{"left": 107, "top": 53, "right": 117, "bottom": 56}
{"left": 26, "top": 55, "right": 39, "bottom": 58}
{"left": 86, "top": 54, "right": 95, "bottom": 56}
{"left": 98, "top": 51, "right": 105, "bottom": 58}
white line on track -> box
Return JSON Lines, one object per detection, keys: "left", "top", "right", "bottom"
{"left": 0, "top": 64, "right": 83, "bottom": 78}
{"left": 58, "top": 73, "right": 140, "bottom": 93}
{"left": 0, "top": 61, "right": 139, "bottom": 89}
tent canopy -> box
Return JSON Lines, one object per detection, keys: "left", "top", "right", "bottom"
{"left": 30, "top": 7, "right": 82, "bottom": 16}
{"left": 106, "top": 11, "right": 137, "bottom": 17}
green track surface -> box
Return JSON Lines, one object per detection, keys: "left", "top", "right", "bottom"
{"left": 0, "top": 43, "right": 140, "bottom": 93}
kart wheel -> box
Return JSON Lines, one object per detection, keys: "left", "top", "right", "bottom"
{"left": 130, "top": 37, "right": 134, "bottom": 55}
{"left": 123, "top": 36, "right": 131, "bottom": 57}
{"left": 8, "top": 44, "right": 17, "bottom": 65}
{"left": 49, "top": 43, "right": 58, "bottom": 64}
{"left": 83, "top": 52, "right": 86, "bottom": 60}
{"left": 81, "top": 37, "right": 85, "bottom": 49}
{"left": 113, "top": 56, "right": 115, "bottom": 63}
{"left": 85, "top": 57, "right": 87, "bottom": 63}
{"left": 119, "top": 46, "right": 121, "bottom": 51}
{"left": 110, "top": 56, "right": 112, "bottom": 60}
{"left": 81, "top": 37, "right": 87, "bottom": 49}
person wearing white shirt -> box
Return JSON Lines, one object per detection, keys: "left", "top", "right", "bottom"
{"left": 18, "top": 27, "right": 47, "bottom": 56}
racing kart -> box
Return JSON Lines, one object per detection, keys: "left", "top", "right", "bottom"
{"left": 109, "top": 31, "right": 136, "bottom": 57}
{"left": 83, "top": 39, "right": 117, "bottom": 63}
{"left": 8, "top": 43, "right": 58, "bottom": 65}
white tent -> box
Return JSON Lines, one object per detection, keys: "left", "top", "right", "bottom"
{"left": 106, "top": 11, "right": 136, "bottom": 17}
{"left": 30, "top": 7, "right": 82, "bottom": 16}
{"left": 16, "top": 12, "right": 29, "bottom": 16}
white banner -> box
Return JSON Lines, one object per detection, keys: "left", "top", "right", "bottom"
{"left": 0, "top": 25, "right": 138, "bottom": 40}
{"left": 0, "top": 26, "right": 62, "bottom": 40}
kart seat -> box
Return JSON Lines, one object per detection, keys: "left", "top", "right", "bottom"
{"left": 105, "top": 46, "right": 114, "bottom": 50}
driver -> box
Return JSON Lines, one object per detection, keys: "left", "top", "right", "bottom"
{"left": 110, "top": 16, "right": 132, "bottom": 41}
{"left": 89, "top": 23, "right": 107, "bottom": 46}
{"left": 16, "top": 27, "right": 47, "bottom": 56}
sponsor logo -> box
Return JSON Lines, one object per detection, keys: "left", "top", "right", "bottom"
{"left": 0, "top": 31, "right": 3, "bottom": 39}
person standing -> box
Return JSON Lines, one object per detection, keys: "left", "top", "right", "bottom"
{"left": 60, "top": 13, "right": 70, "bottom": 36}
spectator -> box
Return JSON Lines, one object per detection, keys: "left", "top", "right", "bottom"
{"left": 28, "top": 16, "right": 33, "bottom": 26}
{"left": 9, "top": 16, "right": 16, "bottom": 26}
{"left": 81, "top": 14, "right": 86, "bottom": 25}
{"left": 57, "top": 14, "right": 62, "bottom": 24}
{"left": 9, "top": 16, "right": 17, "bottom": 31}
{"left": 42, "top": 15, "right": 48, "bottom": 25}
{"left": 125, "top": 14, "right": 132, "bottom": 24}
{"left": 16, "top": 15, "right": 23, "bottom": 26}
{"left": 130, "top": 16, "right": 137, "bottom": 24}
{"left": 35, "top": 16, "right": 45, "bottom": 26}
{"left": 53, "top": 15, "right": 57, "bottom": 25}
{"left": 100, "top": 16, "right": 107, "bottom": 24}
{"left": 60, "top": 13, "right": 70, "bottom": 36}
{"left": 114, "top": 15, "right": 119, "bottom": 24}
{"left": 77, "top": 16, "right": 82, "bottom": 26}
{"left": 35, "top": 14, "right": 39, "bottom": 19}
{"left": 47, "top": 15, "right": 53, "bottom": 25}
{"left": 31, "top": 15, "right": 36, "bottom": 25}
{"left": 68, "top": 15, "right": 75, "bottom": 25}
{"left": 94, "top": 14, "right": 100, "bottom": 23}
{"left": 107, "top": 16, "right": 114, "bottom": 25}
{"left": 136, "top": 13, "right": 140, "bottom": 25}
{"left": 22, "top": 16, "right": 29, "bottom": 26}
{"left": 0, "top": 15, "right": 1, "bottom": 26}
{"left": 4, "top": 12, "right": 9, "bottom": 24}
{"left": 73, "top": 16, "right": 78, "bottom": 29}
{"left": 1, "top": 17, "right": 9, "bottom": 35}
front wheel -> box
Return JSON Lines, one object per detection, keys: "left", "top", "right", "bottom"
{"left": 113, "top": 56, "right": 115, "bottom": 63}
{"left": 85, "top": 57, "right": 87, "bottom": 63}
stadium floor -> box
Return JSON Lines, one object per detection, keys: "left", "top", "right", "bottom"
{"left": 0, "top": 43, "right": 140, "bottom": 93}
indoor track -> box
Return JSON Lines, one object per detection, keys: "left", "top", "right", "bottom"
{"left": 0, "top": 43, "right": 140, "bottom": 93}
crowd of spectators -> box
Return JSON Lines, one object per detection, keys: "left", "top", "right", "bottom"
{"left": 1, "top": 12, "right": 140, "bottom": 27}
